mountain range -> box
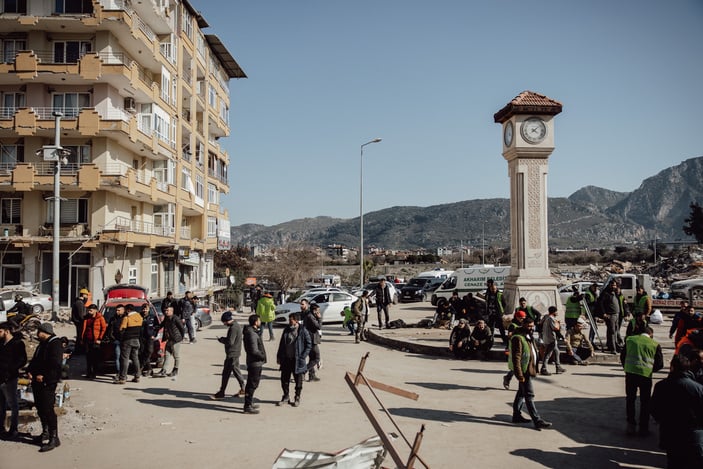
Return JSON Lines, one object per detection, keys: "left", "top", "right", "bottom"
{"left": 231, "top": 156, "right": 703, "bottom": 250}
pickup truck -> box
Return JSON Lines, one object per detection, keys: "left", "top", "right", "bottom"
{"left": 605, "top": 273, "right": 703, "bottom": 312}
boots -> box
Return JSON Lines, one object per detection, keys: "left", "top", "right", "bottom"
{"left": 33, "top": 424, "right": 49, "bottom": 445}
{"left": 39, "top": 431, "right": 60, "bottom": 452}
{"left": 308, "top": 370, "right": 320, "bottom": 382}
{"left": 168, "top": 368, "right": 178, "bottom": 378}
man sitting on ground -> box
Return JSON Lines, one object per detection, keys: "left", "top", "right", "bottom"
{"left": 565, "top": 321, "right": 595, "bottom": 365}
{"left": 469, "top": 319, "right": 494, "bottom": 360}
{"left": 449, "top": 319, "right": 471, "bottom": 359}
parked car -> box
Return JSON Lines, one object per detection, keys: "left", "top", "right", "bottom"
{"left": 558, "top": 281, "right": 603, "bottom": 306}
{"left": 0, "top": 288, "right": 53, "bottom": 316}
{"left": 669, "top": 278, "right": 703, "bottom": 301}
{"left": 100, "top": 285, "right": 165, "bottom": 368}
{"left": 399, "top": 277, "right": 445, "bottom": 303}
{"left": 274, "top": 290, "right": 357, "bottom": 325}
{"left": 150, "top": 297, "right": 212, "bottom": 330}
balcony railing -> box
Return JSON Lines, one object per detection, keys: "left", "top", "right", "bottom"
{"left": 180, "top": 226, "right": 191, "bottom": 240}
{"left": 31, "top": 107, "right": 85, "bottom": 119}
{"left": 99, "top": 0, "right": 129, "bottom": 10}
{"left": 101, "top": 216, "right": 175, "bottom": 237}
{"left": 34, "top": 162, "right": 83, "bottom": 176}
{"left": 135, "top": 15, "right": 156, "bottom": 42}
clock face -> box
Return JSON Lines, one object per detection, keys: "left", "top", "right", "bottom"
{"left": 503, "top": 121, "right": 513, "bottom": 147}
{"left": 521, "top": 117, "right": 547, "bottom": 144}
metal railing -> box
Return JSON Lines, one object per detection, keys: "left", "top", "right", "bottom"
{"left": 34, "top": 162, "right": 82, "bottom": 176}
{"left": 31, "top": 107, "right": 84, "bottom": 119}
{"left": 180, "top": 226, "right": 191, "bottom": 239}
{"left": 99, "top": 0, "right": 129, "bottom": 11}
{"left": 135, "top": 16, "right": 156, "bottom": 42}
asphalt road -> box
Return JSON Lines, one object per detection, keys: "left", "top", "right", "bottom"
{"left": 1, "top": 302, "right": 670, "bottom": 468}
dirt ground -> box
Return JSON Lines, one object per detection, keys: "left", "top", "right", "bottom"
{"left": 1, "top": 303, "right": 672, "bottom": 469}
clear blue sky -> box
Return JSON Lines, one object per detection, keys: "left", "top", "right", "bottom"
{"left": 197, "top": 0, "right": 703, "bottom": 226}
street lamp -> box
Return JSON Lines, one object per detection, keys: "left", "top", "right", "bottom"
{"left": 360, "top": 138, "right": 382, "bottom": 289}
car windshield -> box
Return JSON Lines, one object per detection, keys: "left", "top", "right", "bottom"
{"left": 407, "top": 278, "right": 430, "bottom": 287}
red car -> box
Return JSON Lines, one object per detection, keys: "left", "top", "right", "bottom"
{"left": 99, "top": 285, "right": 166, "bottom": 368}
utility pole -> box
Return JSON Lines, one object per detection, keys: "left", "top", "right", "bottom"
{"left": 42, "top": 112, "right": 69, "bottom": 317}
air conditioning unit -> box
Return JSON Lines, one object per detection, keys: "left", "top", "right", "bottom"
{"left": 124, "top": 97, "right": 136, "bottom": 113}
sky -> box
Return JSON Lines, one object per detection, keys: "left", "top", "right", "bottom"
{"left": 196, "top": 0, "right": 703, "bottom": 227}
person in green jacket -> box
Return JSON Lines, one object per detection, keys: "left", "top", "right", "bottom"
{"left": 620, "top": 326, "right": 664, "bottom": 436}
{"left": 256, "top": 292, "right": 276, "bottom": 341}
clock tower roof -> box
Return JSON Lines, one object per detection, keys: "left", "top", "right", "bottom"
{"left": 493, "top": 90, "right": 563, "bottom": 123}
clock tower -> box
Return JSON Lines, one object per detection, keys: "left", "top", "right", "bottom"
{"left": 494, "top": 91, "right": 563, "bottom": 314}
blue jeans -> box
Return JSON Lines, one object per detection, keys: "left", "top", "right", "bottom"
{"left": 114, "top": 340, "right": 122, "bottom": 374}
{"left": 513, "top": 374, "right": 541, "bottom": 422}
{"left": 0, "top": 377, "right": 19, "bottom": 433}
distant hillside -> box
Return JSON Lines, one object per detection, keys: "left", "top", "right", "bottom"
{"left": 231, "top": 156, "right": 703, "bottom": 250}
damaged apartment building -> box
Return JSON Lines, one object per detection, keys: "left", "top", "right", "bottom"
{"left": 0, "top": 0, "right": 244, "bottom": 304}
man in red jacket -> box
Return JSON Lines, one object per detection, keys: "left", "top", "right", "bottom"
{"left": 81, "top": 304, "right": 107, "bottom": 379}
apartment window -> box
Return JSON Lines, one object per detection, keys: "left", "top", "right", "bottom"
{"left": 160, "top": 68, "right": 170, "bottom": 103}
{"left": 1, "top": 199, "right": 21, "bottom": 224}
{"left": 47, "top": 198, "right": 88, "bottom": 223}
{"left": 181, "top": 167, "right": 191, "bottom": 190}
{"left": 154, "top": 114, "right": 169, "bottom": 144}
{"left": 207, "top": 216, "right": 216, "bottom": 237}
{"left": 154, "top": 160, "right": 174, "bottom": 185}
{"left": 195, "top": 173, "right": 203, "bottom": 199}
{"left": 2, "top": 0, "right": 27, "bottom": 13}
{"left": 196, "top": 33, "right": 206, "bottom": 59}
{"left": 181, "top": 8, "right": 193, "bottom": 39}
{"left": 154, "top": 204, "right": 175, "bottom": 236}
{"left": 219, "top": 99, "right": 228, "bottom": 123}
{"left": 53, "top": 41, "right": 92, "bottom": 63}
{"left": 54, "top": 0, "right": 93, "bottom": 14}
{"left": 52, "top": 93, "right": 90, "bottom": 118}
{"left": 138, "top": 103, "right": 152, "bottom": 134}
{"left": 207, "top": 183, "right": 217, "bottom": 205}
{"left": 208, "top": 84, "right": 216, "bottom": 107}
{"left": 0, "top": 143, "right": 24, "bottom": 167}
{"left": 2, "top": 92, "right": 25, "bottom": 118}
{"left": 128, "top": 267, "right": 137, "bottom": 284}
{"left": 2, "top": 39, "right": 26, "bottom": 63}
{"left": 62, "top": 145, "right": 91, "bottom": 165}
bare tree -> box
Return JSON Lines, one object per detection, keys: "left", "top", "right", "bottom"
{"left": 253, "top": 246, "right": 319, "bottom": 293}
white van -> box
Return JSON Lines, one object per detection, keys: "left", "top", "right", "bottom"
{"left": 417, "top": 268, "right": 453, "bottom": 280}
{"left": 430, "top": 265, "right": 510, "bottom": 305}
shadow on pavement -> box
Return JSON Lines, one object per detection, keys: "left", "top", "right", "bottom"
{"left": 512, "top": 444, "right": 665, "bottom": 469}
{"left": 406, "top": 381, "right": 494, "bottom": 392}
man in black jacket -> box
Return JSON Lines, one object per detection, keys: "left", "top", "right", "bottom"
{"left": 304, "top": 303, "right": 322, "bottom": 382}
{"left": 0, "top": 321, "right": 27, "bottom": 440}
{"left": 27, "top": 322, "right": 63, "bottom": 452}
{"left": 276, "top": 313, "right": 312, "bottom": 407}
{"left": 178, "top": 291, "right": 196, "bottom": 344}
{"left": 139, "top": 304, "right": 156, "bottom": 377}
{"left": 243, "top": 314, "right": 266, "bottom": 414}
{"left": 71, "top": 290, "right": 88, "bottom": 353}
{"left": 156, "top": 306, "right": 185, "bottom": 378}
{"left": 374, "top": 279, "right": 392, "bottom": 329}
{"left": 212, "top": 310, "right": 245, "bottom": 400}
{"left": 651, "top": 354, "right": 703, "bottom": 468}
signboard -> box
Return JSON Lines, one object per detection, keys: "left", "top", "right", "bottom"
{"left": 217, "top": 217, "right": 231, "bottom": 251}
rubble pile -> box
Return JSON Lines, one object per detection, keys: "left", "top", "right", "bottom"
{"left": 555, "top": 246, "right": 703, "bottom": 290}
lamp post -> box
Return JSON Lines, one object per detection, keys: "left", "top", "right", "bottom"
{"left": 359, "top": 138, "right": 382, "bottom": 289}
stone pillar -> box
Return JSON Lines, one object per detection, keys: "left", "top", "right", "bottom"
{"left": 494, "top": 91, "right": 563, "bottom": 314}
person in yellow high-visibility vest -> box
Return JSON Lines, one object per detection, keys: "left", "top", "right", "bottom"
{"left": 620, "top": 326, "right": 664, "bottom": 436}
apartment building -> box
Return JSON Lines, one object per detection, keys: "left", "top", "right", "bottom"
{"left": 0, "top": 0, "right": 244, "bottom": 304}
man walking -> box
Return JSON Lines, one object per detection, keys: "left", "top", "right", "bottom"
{"left": 212, "top": 310, "right": 245, "bottom": 400}
{"left": 276, "top": 313, "right": 312, "bottom": 407}
{"left": 541, "top": 306, "right": 566, "bottom": 376}
{"left": 509, "top": 317, "right": 552, "bottom": 431}
{"left": 484, "top": 281, "right": 507, "bottom": 345}
{"left": 352, "top": 291, "right": 369, "bottom": 343}
{"left": 304, "top": 303, "right": 322, "bottom": 381}
{"left": 374, "top": 278, "right": 392, "bottom": 329}
{"left": 27, "top": 322, "right": 63, "bottom": 451}
{"left": 178, "top": 291, "right": 196, "bottom": 344}
{"left": 621, "top": 325, "right": 663, "bottom": 436}
{"left": 0, "top": 321, "right": 27, "bottom": 441}
{"left": 139, "top": 304, "right": 157, "bottom": 377}
{"left": 243, "top": 314, "right": 267, "bottom": 414}
{"left": 157, "top": 306, "right": 185, "bottom": 379}
{"left": 599, "top": 281, "right": 624, "bottom": 354}
{"left": 81, "top": 304, "right": 107, "bottom": 379}
{"left": 116, "top": 304, "right": 143, "bottom": 384}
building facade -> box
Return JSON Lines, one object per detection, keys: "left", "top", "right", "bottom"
{"left": 0, "top": 0, "right": 242, "bottom": 304}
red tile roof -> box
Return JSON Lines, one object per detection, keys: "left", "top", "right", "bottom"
{"left": 494, "top": 90, "right": 563, "bottom": 123}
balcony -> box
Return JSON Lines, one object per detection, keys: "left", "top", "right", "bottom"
{"left": 38, "top": 223, "right": 90, "bottom": 238}
{"left": 98, "top": 216, "right": 179, "bottom": 248}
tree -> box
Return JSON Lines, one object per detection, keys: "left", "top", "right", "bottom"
{"left": 214, "top": 245, "right": 253, "bottom": 284}
{"left": 683, "top": 202, "right": 703, "bottom": 243}
{"left": 254, "top": 246, "right": 319, "bottom": 293}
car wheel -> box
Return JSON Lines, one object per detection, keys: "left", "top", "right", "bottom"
{"left": 392, "top": 293, "right": 398, "bottom": 305}
{"left": 430, "top": 295, "right": 438, "bottom": 306}
{"left": 195, "top": 318, "right": 202, "bottom": 331}
{"left": 691, "top": 287, "right": 703, "bottom": 302}
{"left": 421, "top": 293, "right": 427, "bottom": 302}
{"left": 32, "top": 304, "right": 44, "bottom": 315}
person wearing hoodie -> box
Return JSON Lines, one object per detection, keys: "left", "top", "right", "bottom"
{"left": 256, "top": 291, "right": 276, "bottom": 341}
{"left": 0, "top": 321, "right": 27, "bottom": 440}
